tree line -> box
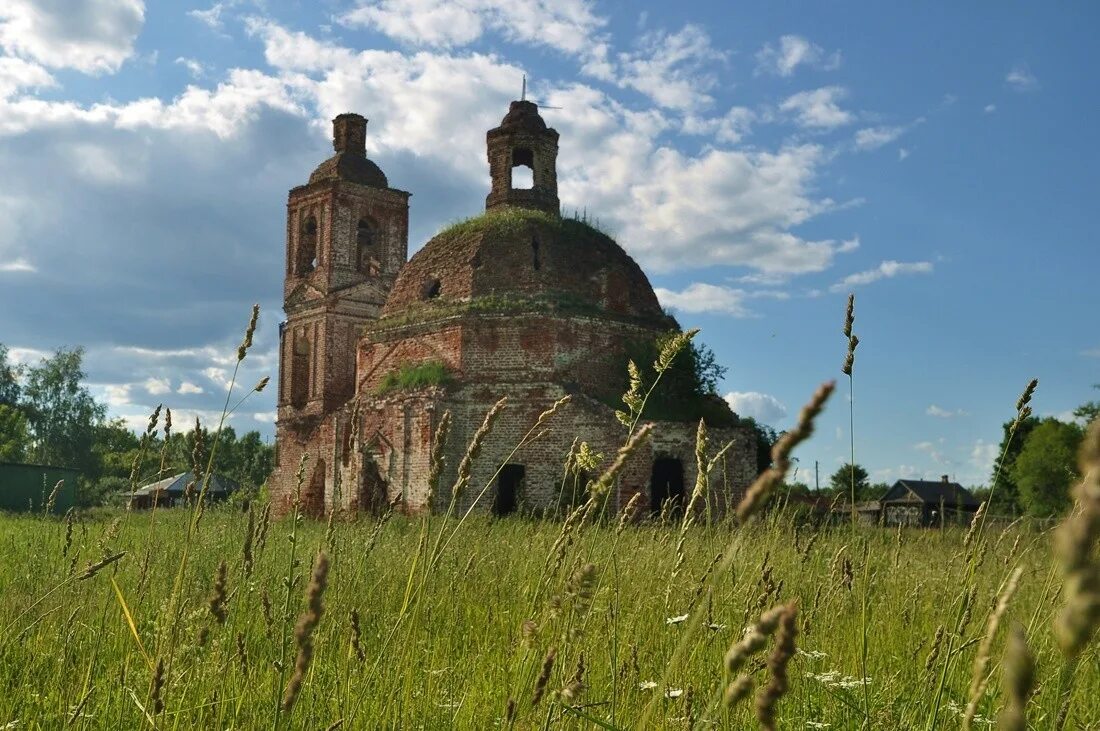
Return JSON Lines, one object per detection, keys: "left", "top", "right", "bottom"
{"left": 0, "top": 344, "right": 274, "bottom": 506}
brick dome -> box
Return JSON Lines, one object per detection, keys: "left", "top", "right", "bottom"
{"left": 380, "top": 209, "right": 671, "bottom": 325}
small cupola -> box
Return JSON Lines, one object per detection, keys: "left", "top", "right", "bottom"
{"left": 308, "top": 113, "right": 389, "bottom": 189}
{"left": 485, "top": 100, "right": 560, "bottom": 215}
{"left": 333, "top": 113, "right": 367, "bottom": 156}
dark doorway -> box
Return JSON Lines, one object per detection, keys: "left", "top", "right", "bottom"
{"left": 493, "top": 464, "right": 525, "bottom": 516}
{"left": 650, "top": 458, "right": 684, "bottom": 515}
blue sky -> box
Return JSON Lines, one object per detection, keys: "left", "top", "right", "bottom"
{"left": 0, "top": 0, "right": 1096, "bottom": 487}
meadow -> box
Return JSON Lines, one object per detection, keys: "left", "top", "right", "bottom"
{"left": 0, "top": 485, "right": 1096, "bottom": 729}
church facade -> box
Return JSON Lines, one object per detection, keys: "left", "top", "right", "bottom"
{"left": 268, "top": 102, "right": 756, "bottom": 518}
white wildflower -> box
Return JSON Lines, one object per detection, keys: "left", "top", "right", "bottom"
{"left": 666, "top": 614, "right": 689, "bottom": 625}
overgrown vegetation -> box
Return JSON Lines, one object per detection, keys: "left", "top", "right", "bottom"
{"left": 434, "top": 206, "right": 611, "bottom": 242}
{"left": 375, "top": 360, "right": 452, "bottom": 395}
{"left": 601, "top": 331, "right": 737, "bottom": 426}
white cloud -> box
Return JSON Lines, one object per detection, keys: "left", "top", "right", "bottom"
{"left": 143, "top": 377, "right": 171, "bottom": 395}
{"left": 830, "top": 260, "right": 933, "bottom": 291}
{"left": 724, "top": 391, "right": 787, "bottom": 425}
{"left": 1005, "top": 64, "right": 1038, "bottom": 92}
{"left": 340, "top": 0, "right": 606, "bottom": 58}
{"left": 1081, "top": 347, "right": 1100, "bottom": 358}
{"left": 175, "top": 56, "right": 206, "bottom": 79}
{"left": 755, "top": 35, "right": 840, "bottom": 77}
{"left": 101, "top": 383, "right": 132, "bottom": 407}
{"left": 984, "top": 104, "right": 996, "bottom": 114}
{"left": 655, "top": 282, "right": 787, "bottom": 317}
{"left": 0, "top": 0, "right": 145, "bottom": 74}
{"left": 0, "top": 256, "right": 35, "bottom": 272}
{"left": 253, "top": 410, "right": 277, "bottom": 423}
{"left": 898, "top": 148, "right": 909, "bottom": 161}
{"left": 188, "top": 3, "right": 227, "bottom": 32}
{"left": 178, "top": 381, "right": 204, "bottom": 394}
{"left": 203, "top": 366, "right": 231, "bottom": 391}
{"left": 779, "top": 86, "right": 853, "bottom": 129}
{"left": 970, "top": 439, "right": 999, "bottom": 478}
{"left": 0, "top": 57, "right": 55, "bottom": 97}
{"left": 854, "top": 125, "right": 905, "bottom": 150}
{"left": 607, "top": 25, "right": 724, "bottom": 112}
{"left": 926, "top": 404, "right": 968, "bottom": 418}
{"left": 914, "top": 439, "right": 949, "bottom": 465}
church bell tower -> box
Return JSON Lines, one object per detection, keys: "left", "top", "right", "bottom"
{"left": 277, "top": 113, "right": 410, "bottom": 427}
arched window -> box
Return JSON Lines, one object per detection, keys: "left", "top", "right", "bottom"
{"left": 356, "top": 217, "right": 378, "bottom": 275}
{"left": 298, "top": 215, "right": 318, "bottom": 274}
{"left": 512, "top": 147, "right": 534, "bottom": 190}
{"left": 291, "top": 336, "right": 310, "bottom": 407}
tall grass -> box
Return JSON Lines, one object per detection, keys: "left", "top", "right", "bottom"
{"left": 0, "top": 505, "right": 1094, "bottom": 728}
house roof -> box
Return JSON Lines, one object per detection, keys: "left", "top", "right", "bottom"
{"left": 884, "top": 479, "right": 979, "bottom": 508}
{"left": 133, "top": 471, "right": 240, "bottom": 496}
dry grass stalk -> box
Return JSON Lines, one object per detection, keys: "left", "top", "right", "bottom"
{"left": 148, "top": 657, "right": 166, "bottom": 715}
{"left": 451, "top": 397, "right": 508, "bottom": 501}
{"left": 963, "top": 501, "right": 988, "bottom": 550}
{"left": 282, "top": 551, "right": 330, "bottom": 713}
{"left": 924, "top": 624, "right": 945, "bottom": 673}
{"left": 996, "top": 624, "right": 1035, "bottom": 731}
{"left": 235, "top": 632, "right": 248, "bottom": 674}
{"left": 723, "top": 674, "right": 753, "bottom": 708}
{"left": 561, "top": 652, "right": 585, "bottom": 701}
{"left": 350, "top": 610, "right": 365, "bottom": 662}
{"left": 1053, "top": 418, "right": 1100, "bottom": 657}
{"left": 589, "top": 423, "right": 654, "bottom": 498}
{"left": 242, "top": 504, "right": 255, "bottom": 577}
{"left": 531, "top": 646, "right": 557, "bottom": 706}
{"left": 45, "top": 479, "right": 63, "bottom": 515}
{"left": 737, "top": 382, "right": 835, "bottom": 522}
{"left": 425, "top": 410, "right": 452, "bottom": 508}
{"left": 78, "top": 551, "right": 125, "bottom": 581}
{"left": 237, "top": 303, "right": 259, "bottom": 361}
{"left": 963, "top": 566, "right": 1023, "bottom": 728}
{"left": 616, "top": 492, "right": 642, "bottom": 534}
{"left": 207, "top": 559, "right": 228, "bottom": 624}
{"left": 755, "top": 603, "right": 798, "bottom": 731}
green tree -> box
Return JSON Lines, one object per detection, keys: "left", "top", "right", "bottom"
{"left": 828, "top": 463, "right": 870, "bottom": 500}
{"left": 988, "top": 415, "right": 1040, "bottom": 514}
{"left": 91, "top": 418, "right": 143, "bottom": 480}
{"left": 1074, "top": 384, "right": 1099, "bottom": 425}
{"left": 0, "top": 404, "right": 29, "bottom": 461}
{"left": 739, "top": 417, "right": 778, "bottom": 475}
{"left": 1012, "top": 418, "right": 1083, "bottom": 517}
{"left": 22, "top": 347, "right": 105, "bottom": 474}
{"left": 0, "top": 344, "right": 22, "bottom": 407}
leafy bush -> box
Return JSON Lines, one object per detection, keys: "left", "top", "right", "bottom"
{"left": 375, "top": 360, "right": 452, "bottom": 396}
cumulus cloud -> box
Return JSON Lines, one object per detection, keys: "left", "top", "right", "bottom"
{"left": 970, "top": 439, "right": 998, "bottom": 477}
{"left": 655, "top": 282, "right": 787, "bottom": 317}
{"left": 1005, "top": 64, "right": 1038, "bottom": 92}
{"left": 177, "top": 381, "right": 204, "bottom": 395}
{"left": 0, "top": 0, "right": 145, "bottom": 74}
{"left": 830, "top": 260, "right": 933, "bottom": 291}
{"left": 143, "top": 377, "right": 171, "bottom": 395}
{"left": 755, "top": 35, "right": 840, "bottom": 77}
{"left": 188, "top": 3, "right": 228, "bottom": 32}
{"left": 926, "top": 404, "right": 968, "bottom": 418}
{"left": 0, "top": 57, "right": 55, "bottom": 97}
{"left": 723, "top": 391, "right": 787, "bottom": 425}
{"left": 0, "top": 257, "right": 36, "bottom": 273}
{"left": 175, "top": 56, "right": 206, "bottom": 79}
{"left": 854, "top": 125, "right": 904, "bottom": 150}
{"left": 984, "top": 104, "right": 996, "bottom": 114}
{"left": 604, "top": 24, "right": 724, "bottom": 111}
{"left": 340, "top": 0, "right": 605, "bottom": 58}
{"left": 779, "top": 86, "right": 853, "bottom": 129}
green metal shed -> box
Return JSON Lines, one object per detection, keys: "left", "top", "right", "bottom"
{"left": 0, "top": 462, "right": 80, "bottom": 513}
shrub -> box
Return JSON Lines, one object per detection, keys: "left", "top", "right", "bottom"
{"left": 375, "top": 360, "right": 452, "bottom": 396}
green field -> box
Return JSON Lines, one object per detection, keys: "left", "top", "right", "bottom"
{"left": 0, "top": 499, "right": 1093, "bottom": 730}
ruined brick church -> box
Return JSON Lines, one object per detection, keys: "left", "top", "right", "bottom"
{"left": 269, "top": 100, "right": 756, "bottom": 517}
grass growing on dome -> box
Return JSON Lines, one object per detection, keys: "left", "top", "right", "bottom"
{"left": 434, "top": 206, "right": 613, "bottom": 242}
{"left": 374, "top": 360, "right": 452, "bottom": 395}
